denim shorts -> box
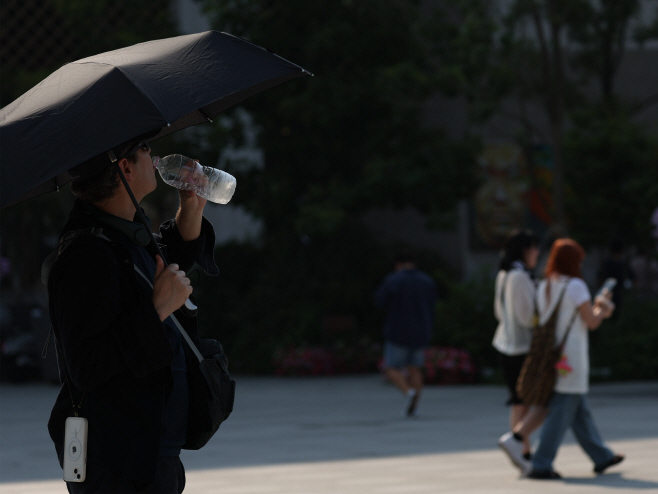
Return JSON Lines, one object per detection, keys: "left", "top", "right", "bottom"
{"left": 384, "top": 341, "right": 425, "bottom": 368}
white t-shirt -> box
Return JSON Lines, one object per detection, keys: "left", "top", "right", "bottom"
{"left": 536, "top": 276, "right": 591, "bottom": 394}
{"left": 492, "top": 266, "right": 536, "bottom": 356}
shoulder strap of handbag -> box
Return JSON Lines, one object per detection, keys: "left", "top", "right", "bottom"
{"left": 133, "top": 264, "right": 204, "bottom": 364}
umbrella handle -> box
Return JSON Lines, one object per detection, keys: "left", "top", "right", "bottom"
{"left": 115, "top": 162, "right": 199, "bottom": 318}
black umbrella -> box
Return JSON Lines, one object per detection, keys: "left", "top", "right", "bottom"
{"left": 0, "top": 30, "right": 311, "bottom": 208}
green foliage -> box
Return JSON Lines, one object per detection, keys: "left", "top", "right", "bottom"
{"left": 187, "top": 0, "right": 481, "bottom": 371}
{"left": 423, "top": 0, "right": 514, "bottom": 120}
{"left": 195, "top": 222, "right": 392, "bottom": 373}
{"left": 49, "top": 0, "right": 176, "bottom": 56}
{"left": 422, "top": 0, "right": 658, "bottom": 237}
{"left": 433, "top": 267, "right": 499, "bottom": 377}
{"left": 590, "top": 292, "right": 658, "bottom": 380}
{"left": 565, "top": 106, "right": 658, "bottom": 248}
{"left": 197, "top": 0, "right": 479, "bottom": 238}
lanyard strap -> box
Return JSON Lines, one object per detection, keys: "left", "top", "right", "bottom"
{"left": 46, "top": 326, "right": 86, "bottom": 415}
{"left": 132, "top": 264, "right": 204, "bottom": 363}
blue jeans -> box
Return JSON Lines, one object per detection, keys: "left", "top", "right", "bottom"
{"left": 532, "top": 393, "right": 614, "bottom": 472}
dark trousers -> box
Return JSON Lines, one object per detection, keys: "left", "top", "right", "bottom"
{"left": 67, "top": 456, "right": 185, "bottom": 494}
{"left": 498, "top": 351, "right": 527, "bottom": 405}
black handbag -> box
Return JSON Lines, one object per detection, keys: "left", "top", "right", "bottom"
{"left": 172, "top": 318, "right": 236, "bottom": 450}
{"left": 134, "top": 266, "right": 236, "bottom": 450}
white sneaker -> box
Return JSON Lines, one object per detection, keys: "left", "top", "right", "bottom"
{"left": 498, "top": 432, "right": 531, "bottom": 474}
{"left": 404, "top": 389, "right": 419, "bottom": 417}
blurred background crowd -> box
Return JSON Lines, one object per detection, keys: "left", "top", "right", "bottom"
{"left": 1, "top": 0, "right": 657, "bottom": 385}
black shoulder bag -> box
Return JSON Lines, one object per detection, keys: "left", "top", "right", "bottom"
{"left": 133, "top": 264, "right": 235, "bottom": 450}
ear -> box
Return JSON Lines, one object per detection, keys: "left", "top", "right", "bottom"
{"left": 117, "top": 157, "right": 134, "bottom": 182}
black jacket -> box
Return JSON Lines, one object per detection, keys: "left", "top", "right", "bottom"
{"left": 47, "top": 199, "right": 218, "bottom": 485}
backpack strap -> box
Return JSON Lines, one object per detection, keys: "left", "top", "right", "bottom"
{"left": 556, "top": 278, "right": 580, "bottom": 348}
{"left": 40, "top": 227, "right": 112, "bottom": 366}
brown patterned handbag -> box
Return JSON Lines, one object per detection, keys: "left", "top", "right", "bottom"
{"left": 516, "top": 282, "right": 576, "bottom": 407}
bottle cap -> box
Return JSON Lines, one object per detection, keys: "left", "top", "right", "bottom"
{"left": 151, "top": 156, "right": 160, "bottom": 169}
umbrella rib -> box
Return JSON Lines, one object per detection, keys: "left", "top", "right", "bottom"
{"left": 73, "top": 61, "right": 171, "bottom": 126}
{"left": 109, "top": 65, "right": 169, "bottom": 125}
{"left": 199, "top": 109, "right": 213, "bottom": 123}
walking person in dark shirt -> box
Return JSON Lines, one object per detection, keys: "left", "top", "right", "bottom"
{"left": 374, "top": 252, "right": 438, "bottom": 417}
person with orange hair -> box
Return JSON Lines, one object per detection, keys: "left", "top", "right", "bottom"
{"left": 527, "top": 238, "right": 624, "bottom": 479}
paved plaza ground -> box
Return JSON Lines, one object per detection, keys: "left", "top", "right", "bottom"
{"left": 1, "top": 375, "right": 657, "bottom": 493}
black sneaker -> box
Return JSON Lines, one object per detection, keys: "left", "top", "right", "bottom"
{"left": 594, "top": 454, "right": 624, "bottom": 474}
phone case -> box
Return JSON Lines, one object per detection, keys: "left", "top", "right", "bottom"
{"left": 597, "top": 277, "right": 617, "bottom": 297}
{"left": 63, "top": 417, "right": 87, "bottom": 482}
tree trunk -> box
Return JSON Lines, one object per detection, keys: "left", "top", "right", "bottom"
{"left": 532, "top": 0, "right": 568, "bottom": 235}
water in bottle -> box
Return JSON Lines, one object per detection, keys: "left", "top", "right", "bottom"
{"left": 152, "top": 154, "right": 236, "bottom": 204}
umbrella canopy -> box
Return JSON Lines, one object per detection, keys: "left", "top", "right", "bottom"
{"left": 0, "top": 31, "right": 311, "bottom": 208}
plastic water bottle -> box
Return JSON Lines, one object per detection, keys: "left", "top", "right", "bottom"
{"left": 152, "top": 154, "right": 236, "bottom": 204}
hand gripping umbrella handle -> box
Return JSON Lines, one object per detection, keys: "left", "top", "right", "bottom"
{"left": 115, "top": 163, "right": 198, "bottom": 318}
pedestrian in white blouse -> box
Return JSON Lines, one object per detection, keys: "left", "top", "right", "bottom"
{"left": 493, "top": 230, "right": 547, "bottom": 473}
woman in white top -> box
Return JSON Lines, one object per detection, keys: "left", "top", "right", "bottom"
{"left": 492, "top": 230, "right": 542, "bottom": 461}
{"left": 528, "top": 238, "right": 623, "bottom": 479}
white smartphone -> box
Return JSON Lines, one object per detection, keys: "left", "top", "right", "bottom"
{"left": 597, "top": 277, "right": 617, "bottom": 297}
{"left": 63, "top": 417, "right": 88, "bottom": 482}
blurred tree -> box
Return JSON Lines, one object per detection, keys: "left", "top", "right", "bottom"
{"left": 192, "top": 0, "right": 479, "bottom": 365}
{"left": 565, "top": 107, "right": 658, "bottom": 249}
{"left": 424, "top": 0, "right": 658, "bottom": 241}
{"left": 197, "top": 0, "right": 478, "bottom": 236}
